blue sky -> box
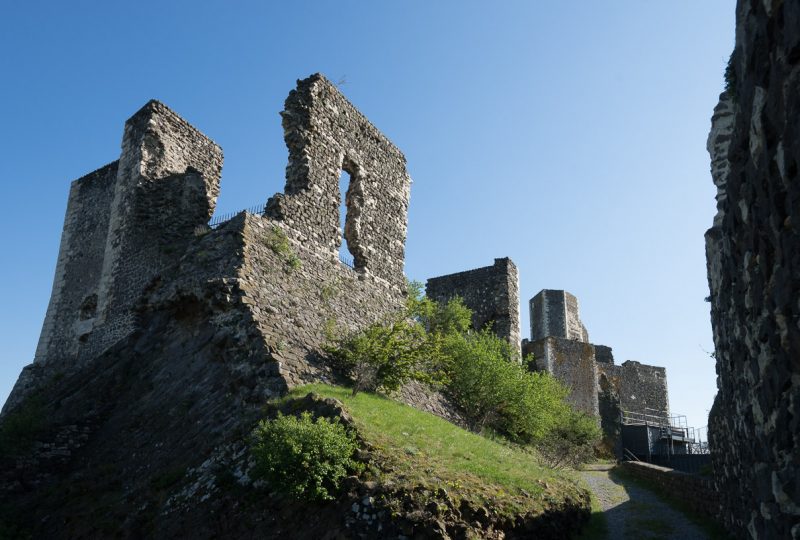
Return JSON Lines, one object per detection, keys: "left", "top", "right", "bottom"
{"left": 0, "top": 1, "right": 734, "bottom": 434}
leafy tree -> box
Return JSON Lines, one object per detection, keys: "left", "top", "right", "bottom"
{"left": 326, "top": 316, "right": 446, "bottom": 395}
{"left": 443, "top": 330, "right": 572, "bottom": 443}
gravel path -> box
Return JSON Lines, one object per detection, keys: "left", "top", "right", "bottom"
{"left": 579, "top": 465, "right": 709, "bottom": 540}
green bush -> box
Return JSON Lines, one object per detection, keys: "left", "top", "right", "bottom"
{"left": 326, "top": 317, "right": 443, "bottom": 395}
{"left": 251, "top": 412, "right": 360, "bottom": 501}
{"left": 536, "top": 409, "right": 601, "bottom": 469}
{"left": 443, "top": 330, "right": 572, "bottom": 443}
{"left": 324, "top": 281, "right": 601, "bottom": 466}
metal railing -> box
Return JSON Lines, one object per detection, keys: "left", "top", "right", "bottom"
{"left": 208, "top": 204, "right": 266, "bottom": 229}
{"left": 338, "top": 252, "right": 354, "bottom": 269}
{"left": 622, "top": 409, "right": 697, "bottom": 443}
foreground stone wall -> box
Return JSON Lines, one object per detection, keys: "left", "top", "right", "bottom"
{"left": 705, "top": 2, "right": 800, "bottom": 538}
{"left": 426, "top": 258, "right": 521, "bottom": 355}
{"left": 266, "top": 74, "right": 412, "bottom": 292}
{"left": 620, "top": 462, "right": 720, "bottom": 524}
{"left": 529, "top": 289, "right": 588, "bottom": 342}
{"left": 526, "top": 337, "right": 599, "bottom": 416}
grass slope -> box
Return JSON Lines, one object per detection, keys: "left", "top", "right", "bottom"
{"left": 283, "top": 384, "right": 588, "bottom": 520}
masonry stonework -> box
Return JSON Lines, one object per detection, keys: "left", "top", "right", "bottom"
{"left": 3, "top": 75, "right": 409, "bottom": 419}
{"left": 705, "top": 2, "right": 800, "bottom": 537}
{"left": 530, "top": 289, "right": 588, "bottom": 343}
{"left": 524, "top": 289, "right": 670, "bottom": 453}
{"left": 266, "top": 74, "right": 411, "bottom": 292}
{"left": 526, "top": 337, "right": 599, "bottom": 416}
{"left": 426, "top": 258, "right": 521, "bottom": 355}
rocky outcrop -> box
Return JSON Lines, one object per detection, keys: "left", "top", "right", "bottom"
{"left": 705, "top": 2, "right": 800, "bottom": 538}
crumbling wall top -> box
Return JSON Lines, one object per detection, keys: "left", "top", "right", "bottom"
{"left": 266, "top": 74, "right": 412, "bottom": 290}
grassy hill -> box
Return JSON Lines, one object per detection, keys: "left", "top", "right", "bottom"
{"left": 273, "top": 384, "right": 591, "bottom": 537}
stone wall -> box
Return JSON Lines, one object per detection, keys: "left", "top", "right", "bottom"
{"left": 0, "top": 75, "right": 454, "bottom": 536}
{"left": 705, "top": 2, "right": 800, "bottom": 538}
{"left": 4, "top": 102, "right": 223, "bottom": 413}
{"left": 525, "top": 337, "right": 599, "bottom": 416}
{"left": 426, "top": 257, "right": 521, "bottom": 355}
{"left": 33, "top": 163, "right": 117, "bottom": 367}
{"left": 266, "top": 74, "right": 411, "bottom": 292}
{"left": 529, "top": 289, "right": 588, "bottom": 343}
{"left": 92, "top": 100, "right": 223, "bottom": 362}
{"left": 599, "top": 361, "right": 669, "bottom": 419}
{"left": 620, "top": 462, "right": 720, "bottom": 524}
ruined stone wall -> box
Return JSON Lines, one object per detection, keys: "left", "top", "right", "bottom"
{"left": 266, "top": 74, "right": 411, "bottom": 292}
{"left": 705, "top": 2, "right": 800, "bottom": 538}
{"left": 598, "top": 361, "right": 669, "bottom": 419}
{"left": 5, "top": 103, "right": 223, "bottom": 413}
{"left": 91, "top": 101, "right": 223, "bottom": 362}
{"left": 426, "top": 258, "right": 521, "bottom": 355}
{"left": 529, "top": 289, "right": 588, "bottom": 342}
{"left": 33, "top": 163, "right": 117, "bottom": 366}
{"left": 237, "top": 214, "right": 405, "bottom": 387}
{"left": 526, "top": 337, "right": 598, "bottom": 416}
{"left": 594, "top": 344, "right": 614, "bottom": 364}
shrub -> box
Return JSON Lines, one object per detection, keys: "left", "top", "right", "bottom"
{"left": 326, "top": 317, "right": 442, "bottom": 395}
{"left": 443, "top": 330, "right": 572, "bottom": 443}
{"left": 535, "top": 409, "right": 602, "bottom": 469}
{"left": 251, "top": 412, "right": 360, "bottom": 501}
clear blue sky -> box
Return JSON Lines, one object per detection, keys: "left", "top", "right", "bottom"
{"left": 0, "top": 1, "right": 735, "bottom": 434}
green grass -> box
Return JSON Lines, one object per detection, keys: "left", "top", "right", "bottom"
{"left": 282, "top": 384, "right": 586, "bottom": 518}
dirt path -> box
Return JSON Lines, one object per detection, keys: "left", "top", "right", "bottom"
{"left": 579, "top": 464, "right": 709, "bottom": 540}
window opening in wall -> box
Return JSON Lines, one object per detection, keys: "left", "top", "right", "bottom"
{"left": 338, "top": 170, "right": 355, "bottom": 268}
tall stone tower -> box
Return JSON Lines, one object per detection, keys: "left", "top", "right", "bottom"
{"left": 529, "top": 289, "right": 589, "bottom": 343}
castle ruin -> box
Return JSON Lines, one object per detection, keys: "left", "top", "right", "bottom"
{"left": 4, "top": 73, "right": 412, "bottom": 415}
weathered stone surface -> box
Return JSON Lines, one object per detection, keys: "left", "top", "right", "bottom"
{"left": 529, "top": 289, "right": 588, "bottom": 343}
{"left": 526, "top": 337, "right": 599, "bottom": 416}
{"left": 266, "top": 74, "right": 411, "bottom": 292}
{"left": 705, "top": 2, "right": 800, "bottom": 538}
{"left": 426, "top": 257, "right": 521, "bottom": 356}
{"left": 598, "top": 361, "right": 669, "bottom": 419}
{"left": 6, "top": 102, "right": 224, "bottom": 412}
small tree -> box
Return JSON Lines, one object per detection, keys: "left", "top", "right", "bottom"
{"left": 326, "top": 316, "right": 434, "bottom": 395}
{"left": 251, "top": 412, "right": 360, "bottom": 501}
{"left": 443, "top": 329, "right": 572, "bottom": 442}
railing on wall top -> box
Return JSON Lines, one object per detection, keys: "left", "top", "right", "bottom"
{"left": 208, "top": 204, "right": 266, "bottom": 229}
{"left": 208, "top": 204, "right": 357, "bottom": 271}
